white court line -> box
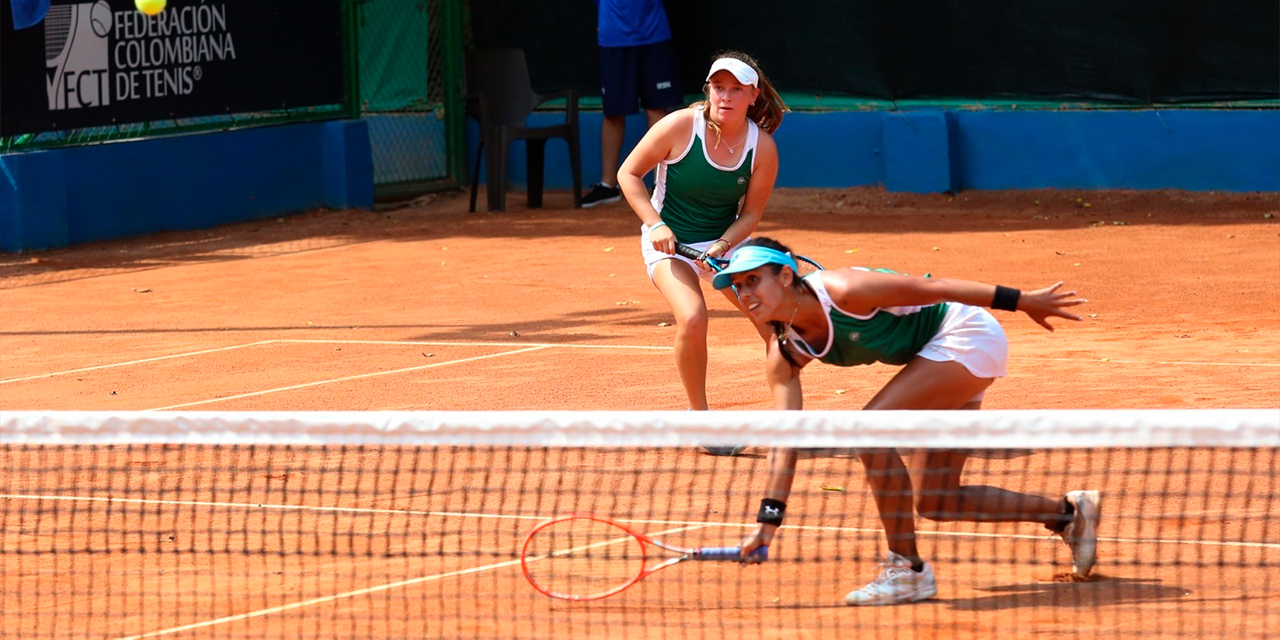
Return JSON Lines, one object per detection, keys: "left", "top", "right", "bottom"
{"left": 594, "top": 518, "right": 1280, "bottom": 551}
{"left": 4, "top": 339, "right": 1268, "bottom": 389}
{"left": 276, "top": 338, "right": 673, "bottom": 350}
{"left": 0, "top": 494, "right": 553, "bottom": 522}
{"left": 0, "top": 341, "right": 274, "bottom": 385}
{"left": 111, "top": 557, "right": 524, "bottom": 639}
{"left": 523, "top": 523, "right": 711, "bottom": 564}
{"left": 285, "top": 341, "right": 1274, "bottom": 366}
{"left": 11, "top": 494, "right": 1274, "bottom": 638}
{"left": 5, "top": 493, "right": 1274, "bottom": 551}
{"left": 0, "top": 339, "right": 673, "bottom": 388}
{"left": 111, "top": 523, "right": 710, "bottom": 640}
{"left": 1009, "top": 356, "right": 1280, "bottom": 368}
{"left": 146, "top": 346, "right": 552, "bottom": 411}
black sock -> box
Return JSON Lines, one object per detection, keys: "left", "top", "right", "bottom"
{"left": 1045, "top": 498, "right": 1075, "bottom": 534}
{"left": 911, "top": 561, "right": 925, "bottom": 573}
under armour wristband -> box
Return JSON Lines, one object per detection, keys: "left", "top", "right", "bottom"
{"left": 757, "top": 498, "right": 787, "bottom": 526}
{"left": 992, "top": 286, "right": 1021, "bottom": 312}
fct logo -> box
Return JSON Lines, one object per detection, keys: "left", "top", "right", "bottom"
{"left": 46, "top": 2, "right": 113, "bottom": 110}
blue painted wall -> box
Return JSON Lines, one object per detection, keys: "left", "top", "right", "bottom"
{"left": 952, "top": 110, "right": 1280, "bottom": 191}
{"left": 4, "top": 108, "right": 1274, "bottom": 251}
{"left": 469, "top": 111, "right": 886, "bottom": 194}
{"left": 0, "top": 120, "right": 373, "bottom": 252}
{"left": 475, "top": 109, "right": 1279, "bottom": 198}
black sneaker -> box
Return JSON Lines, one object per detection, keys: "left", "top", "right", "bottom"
{"left": 581, "top": 183, "right": 622, "bottom": 208}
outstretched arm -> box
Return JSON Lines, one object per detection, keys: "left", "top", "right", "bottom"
{"left": 740, "top": 335, "right": 806, "bottom": 560}
{"left": 823, "top": 269, "right": 1087, "bottom": 331}
{"left": 738, "top": 447, "right": 799, "bottom": 562}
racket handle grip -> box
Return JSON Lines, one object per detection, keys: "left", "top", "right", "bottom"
{"left": 674, "top": 243, "right": 704, "bottom": 260}
{"left": 696, "top": 546, "right": 768, "bottom": 562}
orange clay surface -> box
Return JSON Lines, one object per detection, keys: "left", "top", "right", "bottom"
{"left": 1, "top": 187, "right": 1277, "bottom": 639}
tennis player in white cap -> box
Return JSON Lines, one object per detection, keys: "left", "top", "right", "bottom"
{"left": 617, "top": 53, "right": 788, "bottom": 451}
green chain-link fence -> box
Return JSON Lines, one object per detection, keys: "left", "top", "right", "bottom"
{"left": 0, "top": 103, "right": 354, "bottom": 153}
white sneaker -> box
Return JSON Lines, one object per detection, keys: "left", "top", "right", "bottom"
{"left": 700, "top": 445, "right": 748, "bottom": 456}
{"left": 844, "top": 552, "right": 937, "bottom": 606}
{"left": 1060, "top": 490, "right": 1101, "bottom": 576}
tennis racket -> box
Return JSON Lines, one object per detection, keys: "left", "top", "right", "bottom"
{"left": 673, "top": 242, "right": 825, "bottom": 282}
{"left": 674, "top": 242, "right": 729, "bottom": 272}
{"left": 521, "top": 513, "right": 768, "bottom": 601}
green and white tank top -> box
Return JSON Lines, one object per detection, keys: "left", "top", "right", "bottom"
{"left": 787, "top": 269, "right": 949, "bottom": 367}
{"left": 650, "top": 106, "right": 758, "bottom": 242}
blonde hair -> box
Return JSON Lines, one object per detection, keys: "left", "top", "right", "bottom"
{"left": 695, "top": 50, "right": 788, "bottom": 143}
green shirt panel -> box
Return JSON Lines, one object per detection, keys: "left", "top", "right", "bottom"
{"left": 793, "top": 270, "right": 949, "bottom": 367}
{"left": 817, "top": 302, "right": 949, "bottom": 367}
{"left": 659, "top": 139, "right": 753, "bottom": 243}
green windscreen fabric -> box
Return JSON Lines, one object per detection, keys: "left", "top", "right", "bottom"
{"left": 359, "top": 0, "right": 430, "bottom": 112}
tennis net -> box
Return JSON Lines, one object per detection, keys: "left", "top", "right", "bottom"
{"left": 1, "top": 410, "right": 1277, "bottom": 639}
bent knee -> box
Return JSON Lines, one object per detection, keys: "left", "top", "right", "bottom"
{"left": 914, "top": 495, "right": 959, "bottom": 522}
{"left": 672, "top": 309, "right": 709, "bottom": 333}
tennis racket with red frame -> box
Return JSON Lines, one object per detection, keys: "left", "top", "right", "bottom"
{"left": 521, "top": 513, "right": 768, "bottom": 601}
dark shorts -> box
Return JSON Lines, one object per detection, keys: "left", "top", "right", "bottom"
{"left": 599, "top": 40, "right": 682, "bottom": 117}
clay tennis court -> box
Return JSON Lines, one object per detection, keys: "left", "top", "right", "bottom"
{"left": 1, "top": 188, "right": 1277, "bottom": 638}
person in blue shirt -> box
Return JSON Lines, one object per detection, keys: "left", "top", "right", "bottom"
{"left": 581, "top": 0, "right": 683, "bottom": 208}
{"left": 11, "top": 0, "right": 51, "bottom": 29}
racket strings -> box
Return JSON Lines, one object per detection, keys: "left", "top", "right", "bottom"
{"left": 793, "top": 254, "right": 824, "bottom": 279}
{"left": 524, "top": 518, "right": 645, "bottom": 599}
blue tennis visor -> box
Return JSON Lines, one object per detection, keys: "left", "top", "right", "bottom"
{"left": 712, "top": 246, "right": 799, "bottom": 290}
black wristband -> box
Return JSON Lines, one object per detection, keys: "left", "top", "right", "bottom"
{"left": 757, "top": 498, "right": 787, "bottom": 526}
{"left": 992, "top": 285, "right": 1021, "bottom": 312}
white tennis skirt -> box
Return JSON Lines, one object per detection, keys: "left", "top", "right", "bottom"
{"left": 639, "top": 224, "right": 744, "bottom": 283}
{"left": 917, "top": 303, "right": 1009, "bottom": 380}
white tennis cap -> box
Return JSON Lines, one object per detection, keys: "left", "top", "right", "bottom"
{"left": 705, "top": 58, "right": 758, "bottom": 87}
